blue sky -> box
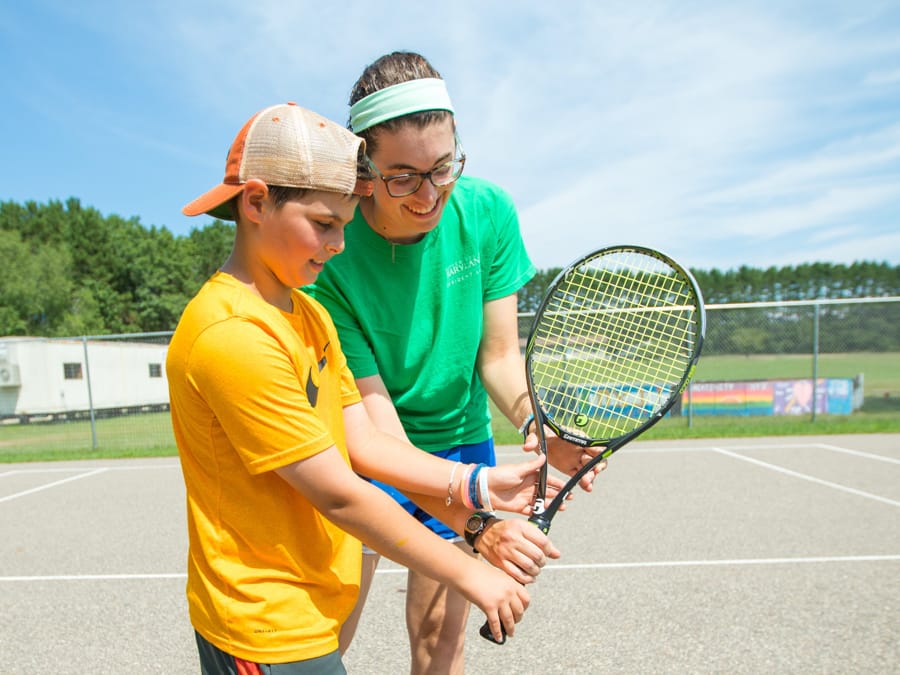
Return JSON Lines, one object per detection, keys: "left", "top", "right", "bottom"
{"left": 2, "top": 1, "right": 898, "bottom": 272}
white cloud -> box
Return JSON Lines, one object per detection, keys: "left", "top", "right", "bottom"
{"left": 3, "top": 1, "right": 898, "bottom": 270}
{"left": 474, "top": 3, "right": 900, "bottom": 270}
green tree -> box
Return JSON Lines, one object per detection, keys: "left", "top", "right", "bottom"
{"left": 2, "top": 197, "right": 898, "bottom": 339}
{"left": 0, "top": 229, "right": 76, "bottom": 335}
{"left": 186, "top": 220, "right": 236, "bottom": 287}
{"left": 519, "top": 267, "right": 562, "bottom": 313}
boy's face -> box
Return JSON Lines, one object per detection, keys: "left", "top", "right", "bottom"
{"left": 366, "top": 118, "right": 457, "bottom": 243}
{"left": 257, "top": 189, "right": 358, "bottom": 288}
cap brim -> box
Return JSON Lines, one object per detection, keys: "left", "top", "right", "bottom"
{"left": 182, "top": 183, "right": 245, "bottom": 220}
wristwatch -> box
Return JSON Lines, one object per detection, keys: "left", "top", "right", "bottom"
{"left": 464, "top": 512, "right": 496, "bottom": 553}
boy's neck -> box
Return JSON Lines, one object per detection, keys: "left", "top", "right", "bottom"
{"left": 220, "top": 257, "right": 293, "bottom": 313}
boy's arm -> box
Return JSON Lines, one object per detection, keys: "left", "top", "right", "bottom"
{"left": 274, "top": 446, "right": 528, "bottom": 642}
{"left": 343, "top": 398, "right": 545, "bottom": 516}
{"left": 343, "top": 394, "right": 560, "bottom": 582}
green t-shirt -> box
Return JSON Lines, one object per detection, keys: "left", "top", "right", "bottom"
{"left": 307, "top": 176, "right": 535, "bottom": 452}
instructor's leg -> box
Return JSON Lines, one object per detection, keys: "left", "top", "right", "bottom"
{"left": 339, "top": 552, "right": 380, "bottom": 655}
{"left": 406, "top": 540, "right": 476, "bottom": 675}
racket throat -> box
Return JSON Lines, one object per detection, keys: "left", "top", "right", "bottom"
{"left": 532, "top": 497, "right": 546, "bottom": 515}
{"left": 528, "top": 508, "right": 552, "bottom": 535}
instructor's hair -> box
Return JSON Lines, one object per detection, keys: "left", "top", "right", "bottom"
{"left": 348, "top": 51, "right": 455, "bottom": 152}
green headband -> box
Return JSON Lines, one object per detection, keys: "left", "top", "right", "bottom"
{"left": 350, "top": 78, "right": 455, "bottom": 133}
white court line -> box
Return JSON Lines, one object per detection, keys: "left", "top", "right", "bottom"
{"left": 713, "top": 447, "right": 900, "bottom": 508}
{"left": 0, "top": 572, "right": 186, "bottom": 581}
{"left": 5, "top": 555, "right": 897, "bottom": 582}
{"left": 378, "top": 554, "right": 900, "bottom": 574}
{"left": 537, "top": 554, "right": 900, "bottom": 571}
{"left": 623, "top": 443, "right": 830, "bottom": 454}
{"left": 0, "top": 468, "right": 79, "bottom": 477}
{"left": 2, "top": 463, "right": 179, "bottom": 476}
{"left": 495, "top": 442, "right": 826, "bottom": 459}
{"left": 0, "top": 468, "right": 108, "bottom": 503}
{"left": 815, "top": 443, "right": 900, "bottom": 464}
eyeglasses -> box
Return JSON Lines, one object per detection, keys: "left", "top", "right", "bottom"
{"left": 366, "top": 149, "right": 466, "bottom": 198}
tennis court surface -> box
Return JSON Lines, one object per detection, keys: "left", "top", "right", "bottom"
{"left": 2, "top": 433, "right": 898, "bottom": 673}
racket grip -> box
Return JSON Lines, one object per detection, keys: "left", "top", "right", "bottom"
{"left": 479, "top": 619, "right": 507, "bottom": 645}
{"left": 528, "top": 513, "right": 551, "bottom": 534}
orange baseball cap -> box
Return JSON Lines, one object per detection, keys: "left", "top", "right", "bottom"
{"left": 183, "top": 102, "right": 373, "bottom": 220}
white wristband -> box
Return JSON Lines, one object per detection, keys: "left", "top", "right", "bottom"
{"left": 478, "top": 466, "right": 494, "bottom": 512}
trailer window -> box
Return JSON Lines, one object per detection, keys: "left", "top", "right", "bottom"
{"left": 149, "top": 363, "right": 162, "bottom": 378}
{"left": 63, "top": 362, "right": 83, "bottom": 380}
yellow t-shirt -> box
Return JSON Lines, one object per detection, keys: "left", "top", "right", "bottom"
{"left": 166, "top": 272, "right": 363, "bottom": 663}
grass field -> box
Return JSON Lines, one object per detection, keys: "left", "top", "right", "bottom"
{"left": 0, "top": 412, "right": 176, "bottom": 463}
{"left": 2, "top": 352, "right": 898, "bottom": 463}
{"left": 694, "top": 351, "right": 899, "bottom": 396}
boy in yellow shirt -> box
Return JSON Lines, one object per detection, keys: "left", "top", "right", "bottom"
{"left": 168, "top": 102, "right": 555, "bottom": 673}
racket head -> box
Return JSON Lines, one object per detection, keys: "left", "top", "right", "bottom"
{"left": 525, "top": 245, "right": 704, "bottom": 518}
{"left": 482, "top": 245, "right": 705, "bottom": 646}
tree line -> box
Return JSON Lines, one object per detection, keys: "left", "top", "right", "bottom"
{"left": 1, "top": 199, "right": 234, "bottom": 336}
{"left": 519, "top": 260, "right": 899, "bottom": 312}
{"left": 2, "top": 199, "right": 898, "bottom": 339}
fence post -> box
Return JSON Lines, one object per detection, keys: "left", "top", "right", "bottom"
{"left": 82, "top": 336, "right": 98, "bottom": 450}
{"left": 687, "top": 380, "right": 694, "bottom": 428}
{"left": 811, "top": 303, "right": 820, "bottom": 423}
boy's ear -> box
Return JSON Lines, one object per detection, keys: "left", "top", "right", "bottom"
{"left": 240, "top": 179, "right": 269, "bottom": 224}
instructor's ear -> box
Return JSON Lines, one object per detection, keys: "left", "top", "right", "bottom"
{"left": 240, "top": 179, "right": 269, "bottom": 224}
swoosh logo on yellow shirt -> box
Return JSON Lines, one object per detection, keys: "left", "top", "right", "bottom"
{"left": 306, "top": 367, "right": 319, "bottom": 407}
{"left": 318, "top": 341, "right": 330, "bottom": 372}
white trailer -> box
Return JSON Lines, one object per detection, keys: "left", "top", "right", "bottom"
{"left": 0, "top": 336, "right": 170, "bottom": 422}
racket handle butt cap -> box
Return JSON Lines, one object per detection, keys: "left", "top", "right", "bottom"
{"left": 479, "top": 621, "right": 507, "bottom": 645}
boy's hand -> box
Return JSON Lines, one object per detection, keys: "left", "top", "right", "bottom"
{"left": 458, "top": 559, "right": 530, "bottom": 643}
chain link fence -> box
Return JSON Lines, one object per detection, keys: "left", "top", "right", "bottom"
{"left": 0, "top": 332, "right": 174, "bottom": 458}
{"left": 517, "top": 297, "right": 899, "bottom": 423}
{"left": 2, "top": 298, "right": 898, "bottom": 459}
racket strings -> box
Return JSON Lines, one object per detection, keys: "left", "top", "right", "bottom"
{"left": 530, "top": 250, "right": 700, "bottom": 440}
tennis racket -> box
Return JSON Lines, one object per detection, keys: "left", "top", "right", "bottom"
{"left": 480, "top": 245, "right": 705, "bottom": 644}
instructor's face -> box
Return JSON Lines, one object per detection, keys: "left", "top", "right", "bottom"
{"left": 365, "top": 119, "right": 457, "bottom": 244}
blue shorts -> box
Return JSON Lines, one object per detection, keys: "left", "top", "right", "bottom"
{"left": 367, "top": 438, "right": 496, "bottom": 543}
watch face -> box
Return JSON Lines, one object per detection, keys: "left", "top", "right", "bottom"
{"left": 465, "top": 514, "right": 483, "bottom": 532}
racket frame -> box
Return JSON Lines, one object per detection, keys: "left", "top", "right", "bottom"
{"left": 524, "top": 245, "right": 706, "bottom": 533}
{"left": 480, "top": 244, "right": 705, "bottom": 645}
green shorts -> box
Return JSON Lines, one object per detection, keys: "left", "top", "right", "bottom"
{"left": 195, "top": 631, "right": 346, "bottom": 675}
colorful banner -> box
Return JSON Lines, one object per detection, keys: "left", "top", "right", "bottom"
{"left": 686, "top": 378, "right": 854, "bottom": 417}
{"left": 686, "top": 381, "right": 773, "bottom": 416}
{"left": 538, "top": 383, "right": 672, "bottom": 422}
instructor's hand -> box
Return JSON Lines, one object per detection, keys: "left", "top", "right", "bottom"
{"left": 475, "top": 517, "right": 561, "bottom": 584}
{"left": 523, "top": 428, "right": 608, "bottom": 492}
